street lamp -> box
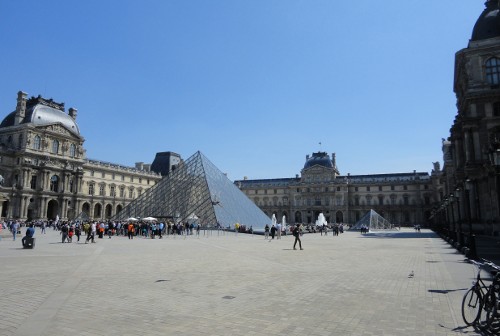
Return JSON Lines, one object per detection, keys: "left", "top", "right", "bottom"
{"left": 448, "top": 194, "right": 456, "bottom": 243}
{"left": 464, "top": 178, "right": 477, "bottom": 259}
{"left": 490, "top": 148, "right": 500, "bottom": 236}
{"left": 454, "top": 188, "right": 464, "bottom": 247}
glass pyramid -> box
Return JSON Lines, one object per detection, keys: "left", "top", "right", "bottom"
{"left": 114, "top": 151, "right": 271, "bottom": 231}
{"left": 350, "top": 209, "right": 395, "bottom": 231}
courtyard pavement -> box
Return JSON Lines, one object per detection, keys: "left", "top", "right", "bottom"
{"left": 0, "top": 227, "right": 491, "bottom": 336}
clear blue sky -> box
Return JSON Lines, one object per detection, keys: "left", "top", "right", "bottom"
{"left": 0, "top": 0, "right": 483, "bottom": 180}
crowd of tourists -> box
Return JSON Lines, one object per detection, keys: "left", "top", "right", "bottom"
{"left": 1, "top": 219, "right": 205, "bottom": 243}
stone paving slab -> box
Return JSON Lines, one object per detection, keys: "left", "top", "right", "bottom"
{"left": 0, "top": 228, "right": 488, "bottom": 335}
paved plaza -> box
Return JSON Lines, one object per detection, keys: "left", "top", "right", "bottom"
{"left": 0, "top": 227, "right": 490, "bottom": 336}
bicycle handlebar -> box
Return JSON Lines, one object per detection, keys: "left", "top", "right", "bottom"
{"left": 466, "top": 258, "right": 500, "bottom": 270}
{"left": 480, "top": 258, "right": 500, "bottom": 271}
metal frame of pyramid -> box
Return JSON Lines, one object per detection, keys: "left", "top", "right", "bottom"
{"left": 113, "top": 151, "right": 271, "bottom": 231}
{"left": 350, "top": 209, "right": 395, "bottom": 231}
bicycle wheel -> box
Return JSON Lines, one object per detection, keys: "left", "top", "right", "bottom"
{"left": 478, "top": 291, "right": 494, "bottom": 330}
{"left": 486, "top": 297, "right": 499, "bottom": 332}
{"left": 462, "top": 287, "right": 483, "bottom": 326}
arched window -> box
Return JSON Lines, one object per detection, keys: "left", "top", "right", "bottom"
{"left": 52, "top": 140, "right": 59, "bottom": 154}
{"left": 69, "top": 144, "right": 76, "bottom": 157}
{"left": 33, "top": 135, "right": 41, "bottom": 150}
{"left": 486, "top": 57, "right": 500, "bottom": 85}
{"left": 50, "top": 175, "right": 59, "bottom": 192}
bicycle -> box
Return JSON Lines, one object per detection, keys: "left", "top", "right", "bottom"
{"left": 485, "top": 263, "right": 500, "bottom": 332}
{"left": 461, "top": 259, "right": 500, "bottom": 332}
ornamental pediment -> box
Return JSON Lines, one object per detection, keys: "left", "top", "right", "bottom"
{"left": 39, "top": 124, "right": 74, "bottom": 137}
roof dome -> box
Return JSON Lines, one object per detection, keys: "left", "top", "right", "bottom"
{"left": 471, "top": 1, "right": 500, "bottom": 41}
{"left": 304, "top": 152, "right": 333, "bottom": 169}
{"left": 0, "top": 97, "right": 80, "bottom": 135}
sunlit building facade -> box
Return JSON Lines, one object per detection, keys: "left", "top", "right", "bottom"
{"left": 235, "top": 152, "right": 441, "bottom": 226}
{"left": 0, "top": 92, "right": 162, "bottom": 221}
{"left": 433, "top": 0, "right": 500, "bottom": 240}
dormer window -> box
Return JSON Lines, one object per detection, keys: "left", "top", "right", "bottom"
{"left": 486, "top": 57, "right": 500, "bottom": 85}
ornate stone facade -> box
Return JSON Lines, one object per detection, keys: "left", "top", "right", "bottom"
{"left": 433, "top": 1, "right": 500, "bottom": 241}
{"left": 236, "top": 152, "right": 440, "bottom": 226}
{"left": 0, "top": 91, "right": 162, "bottom": 221}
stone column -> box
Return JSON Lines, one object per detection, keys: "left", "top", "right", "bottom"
{"left": 21, "top": 196, "right": 28, "bottom": 219}
{"left": 40, "top": 197, "right": 48, "bottom": 219}
{"left": 61, "top": 198, "right": 68, "bottom": 220}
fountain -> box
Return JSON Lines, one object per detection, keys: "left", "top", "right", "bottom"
{"left": 315, "top": 213, "right": 327, "bottom": 227}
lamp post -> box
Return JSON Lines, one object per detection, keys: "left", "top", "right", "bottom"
{"left": 448, "top": 194, "right": 456, "bottom": 243}
{"left": 455, "top": 188, "right": 464, "bottom": 247}
{"left": 464, "top": 179, "right": 477, "bottom": 259}
{"left": 491, "top": 148, "right": 500, "bottom": 236}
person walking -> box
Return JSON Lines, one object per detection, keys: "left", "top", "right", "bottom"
{"left": 61, "top": 224, "right": 69, "bottom": 243}
{"left": 75, "top": 224, "right": 81, "bottom": 242}
{"left": 270, "top": 224, "right": 276, "bottom": 240}
{"left": 293, "top": 224, "right": 303, "bottom": 250}
{"left": 127, "top": 222, "right": 135, "bottom": 239}
{"left": 11, "top": 221, "right": 19, "bottom": 241}
{"left": 264, "top": 224, "right": 270, "bottom": 240}
{"left": 85, "top": 222, "right": 96, "bottom": 244}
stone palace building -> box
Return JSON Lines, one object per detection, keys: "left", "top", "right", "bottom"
{"left": 235, "top": 151, "right": 442, "bottom": 226}
{"left": 0, "top": 92, "right": 166, "bottom": 222}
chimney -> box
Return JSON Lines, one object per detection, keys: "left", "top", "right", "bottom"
{"left": 135, "top": 162, "right": 144, "bottom": 170}
{"left": 15, "top": 91, "right": 27, "bottom": 125}
{"left": 68, "top": 107, "right": 78, "bottom": 120}
{"left": 143, "top": 164, "right": 151, "bottom": 172}
{"left": 306, "top": 154, "right": 310, "bottom": 160}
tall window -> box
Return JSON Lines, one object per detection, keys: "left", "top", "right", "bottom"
{"left": 69, "top": 144, "right": 76, "bottom": 157}
{"left": 52, "top": 140, "right": 59, "bottom": 154}
{"left": 99, "top": 184, "right": 105, "bottom": 196}
{"left": 69, "top": 178, "right": 74, "bottom": 192}
{"left": 33, "top": 135, "right": 41, "bottom": 150}
{"left": 88, "top": 183, "right": 95, "bottom": 195}
{"left": 50, "top": 175, "right": 59, "bottom": 192}
{"left": 128, "top": 189, "right": 133, "bottom": 198}
{"left": 486, "top": 57, "right": 500, "bottom": 85}
{"left": 30, "top": 175, "right": 37, "bottom": 190}
{"left": 17, "top": 134, "right": 23, "bottom": 149}
{"left": 120, "top": 187, "right": 125, "bottom": 198}
{"left": 110, "top": 186, "right": 115, "bottom": 197}
{"left": 494, "top": 102, "right": 500, "bottom": 117}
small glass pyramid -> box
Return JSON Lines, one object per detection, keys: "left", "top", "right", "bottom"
{"left": 114, "top": 151, "right": 271, "bottom": 231}
{"left": 350, "top": 209, "right": 395, "bottom": 231}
